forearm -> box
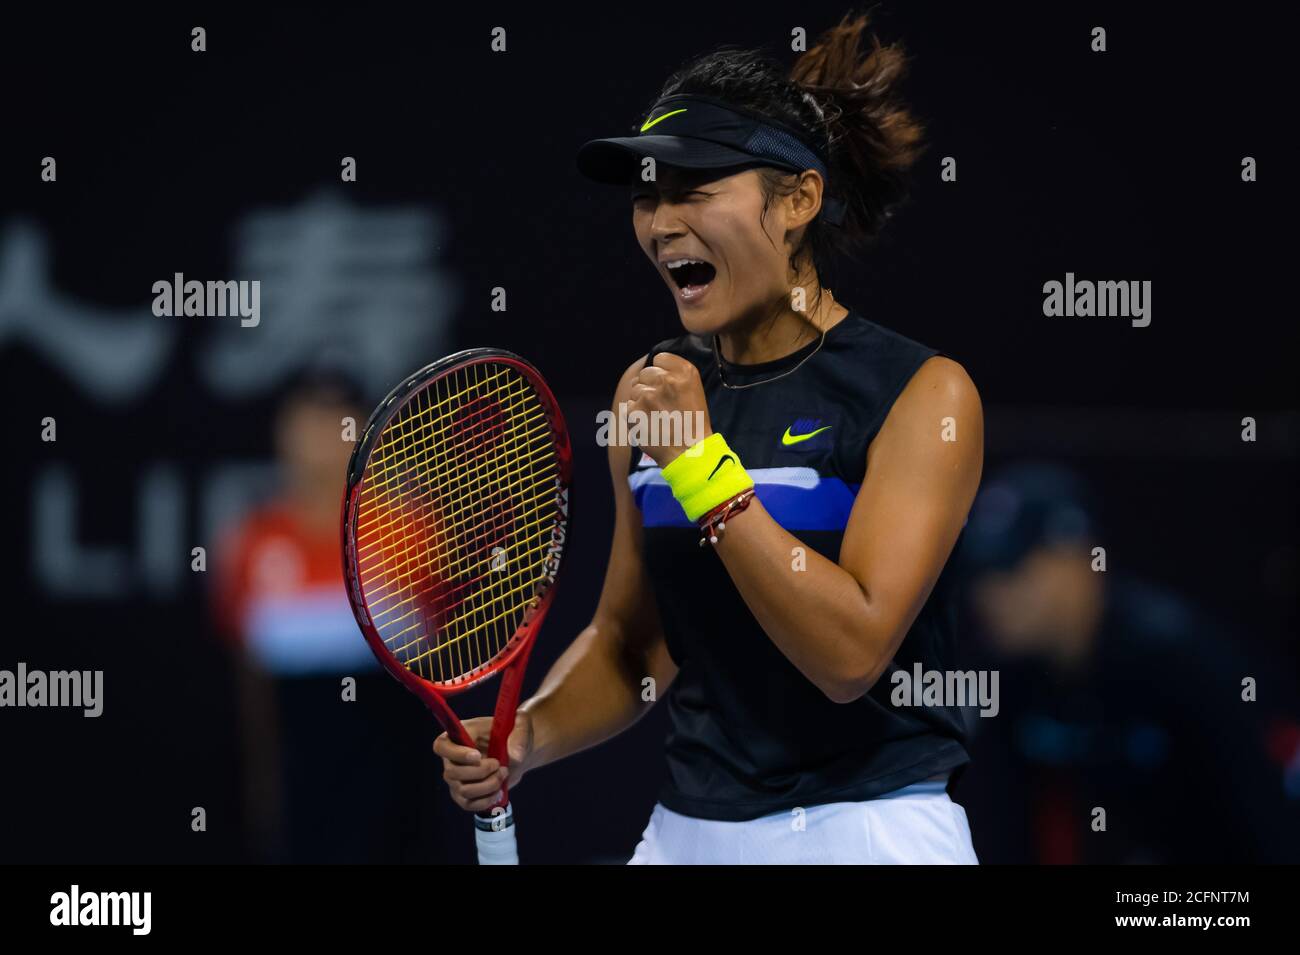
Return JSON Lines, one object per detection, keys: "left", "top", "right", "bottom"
{"left": 711, "top": 498, "right": 897, "bottom": 702}
{"left": 518, "top": 618, "right": 655, "bottom": 772}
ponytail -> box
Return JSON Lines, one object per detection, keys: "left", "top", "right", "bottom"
{"left": 791, "top": 11, "right": 925, "bottom": 244}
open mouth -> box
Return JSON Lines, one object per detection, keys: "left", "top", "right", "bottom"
{"left": 664, "top": 257, "right": 717, "bottom": 302}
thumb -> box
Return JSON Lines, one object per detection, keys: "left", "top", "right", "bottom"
{"left": 652, "top": 352, "right": 691, "bottom": 373}
{"left": 507, "top": 713, "right": 534, "bottom": 766}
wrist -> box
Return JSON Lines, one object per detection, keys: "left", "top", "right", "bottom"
{"left": 697, "top": 487, "right": 757, "bottom": 547}
{"left": 660, "top": 432, "right": 754, "bottom": 522}
{"left": 655, "top": 426, "right": 713, "bottom": 469}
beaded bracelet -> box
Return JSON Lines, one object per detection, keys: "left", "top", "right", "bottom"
{"left": 697, "top": 489, "right": 756, "bottom": 547}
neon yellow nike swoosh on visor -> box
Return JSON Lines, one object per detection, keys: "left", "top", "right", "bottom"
{"left": 781, "top": 425, "right": 832, "bottom": 446}
{"left": 640, "top": 108, "right": 687, "bottom": 132}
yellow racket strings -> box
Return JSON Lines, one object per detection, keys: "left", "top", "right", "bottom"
{"left": 354, "top": 362, "right": 560, "bottom": 684}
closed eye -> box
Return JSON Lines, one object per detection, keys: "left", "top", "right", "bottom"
{"left": 631, "top": 189, "right": 711, "bottom": 203}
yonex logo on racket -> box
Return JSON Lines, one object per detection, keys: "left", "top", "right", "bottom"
{"left": 543, "top": 481, "right": 569, "bottom": 585}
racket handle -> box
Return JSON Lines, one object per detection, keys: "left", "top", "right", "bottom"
{"left": 474, "top": 803, "right": 519, "bottom": 865}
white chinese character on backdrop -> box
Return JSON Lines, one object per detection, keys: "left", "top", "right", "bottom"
{"left": 201, "top": 191, "right": 457, "bottom": 399}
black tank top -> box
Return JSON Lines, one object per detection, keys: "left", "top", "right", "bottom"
{"left": 629, "top": 310, "right": 970, "bottom": 821}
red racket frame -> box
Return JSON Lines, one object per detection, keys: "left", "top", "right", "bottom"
{"left": 341, "top": 348, "right": 571, "bottom": 811}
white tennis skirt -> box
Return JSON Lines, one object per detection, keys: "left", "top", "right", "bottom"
{"left": 627, "top": 780, "right": 978, "bottom": 864}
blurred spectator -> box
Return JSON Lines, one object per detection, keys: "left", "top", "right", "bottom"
{"left": 956, "top": 462, "right": 1300, "bottom": 863}
{"left": 212, "top": 363, "right": 432, "bottom": 861}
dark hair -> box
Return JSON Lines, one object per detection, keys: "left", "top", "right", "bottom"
{"left": 654, "top": 10, "right": 925, "bottom": 284}
{"left": 960, "top": 462, "right": 1100, "bottom": 574}
{"left": 280, "top": 357, "right": 368, "bottom": 411}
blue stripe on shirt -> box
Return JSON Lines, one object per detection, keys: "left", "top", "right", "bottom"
{"left": 629, "top": 466, "right": 859, "bottom": 530}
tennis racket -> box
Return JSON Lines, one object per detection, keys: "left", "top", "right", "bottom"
{"left": 341, "top": 348, "right": 571, "bottom": 864}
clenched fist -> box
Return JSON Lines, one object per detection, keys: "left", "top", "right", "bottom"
{"left": 625, "top": 353, "right": 713, "bottom": 467}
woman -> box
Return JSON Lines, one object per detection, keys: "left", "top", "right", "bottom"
{"left": 435, "top": 13, "right": 984, "bottom": 864}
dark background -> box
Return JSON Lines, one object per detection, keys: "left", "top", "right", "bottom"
{"left": 0, "top": 3, "right": 1295, "bottom": 863}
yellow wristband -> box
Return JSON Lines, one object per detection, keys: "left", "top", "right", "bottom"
{"left": 660, "top": 432, "right": 755, "bottom": 522}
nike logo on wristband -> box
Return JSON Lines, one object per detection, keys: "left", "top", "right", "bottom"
{"left": 708, "top": 455, "right": 735, "bottom": 480}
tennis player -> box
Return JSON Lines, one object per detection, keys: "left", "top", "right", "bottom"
{"left": 435, "top": 13, "right": 984, "bottom": 864}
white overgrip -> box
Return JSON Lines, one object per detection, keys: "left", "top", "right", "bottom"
{"left": 474, "top": 803, "right": 519, "bottom": 865}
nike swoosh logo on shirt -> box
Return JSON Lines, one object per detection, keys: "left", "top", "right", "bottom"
{"left": 781, "top": 425, "right": 831, "bottom": 446}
